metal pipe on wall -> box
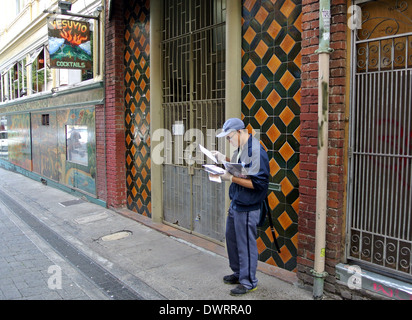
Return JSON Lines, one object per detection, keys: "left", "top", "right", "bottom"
{"left": 311, "top": 0, "right": 333, "bottom": 300}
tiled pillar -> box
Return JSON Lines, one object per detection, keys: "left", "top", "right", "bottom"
{"left": 242, "top": 0, "right": 302, "bottom": 272}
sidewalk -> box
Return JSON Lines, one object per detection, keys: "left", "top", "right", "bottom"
{"left": 0, "top": 168, "right": 313, "bottom": 300}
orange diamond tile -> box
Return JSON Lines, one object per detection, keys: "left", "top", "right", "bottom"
{"left": 269, "top": 158, "right": 280, "bottom": 176}
{"left": 243, "top": 0, "right": 257, "bottom": 12}
{"left": 281, "top": 176, "right": 294, "bottom": 196}
{"left": 126, "top": 133, "right": 132, "bottom": 146}
{"left": 267, "top": 54, "right": 281, "bottom": 74}
{"left": 278, "top": 211, "right": 293, "bottom": 230}
{"left": 130, "top": 101, "right": 136, "bottom": 114}
{"left": 279, "top": 142, "right": 294, "bottom": 161}
{"left": 255, "top": 107, "right": 268, "bottom": 126}
{"left": 244, "top": 59, "right": 257, "bottom": 77}
{"left": 246, "top": 123, "right": 256, "bottom": 136}
{"left": 131, "top": 144, "right": 137, "bottom": 157}
{"left": 136, "top": 177, "right": 142, "bottom": 189}
{"left": 295, "top": 12, "right": 303, "bottom": 33}
{"left": 125, "top": 51, "right": 131, "bottom": 63}
{"left": 257, "top": 237, "right": 266, "bottom": 254}
{"left": 142, "top": 189, "right": 148, "bottom": 201}
{"left": 267, "top": 124, "right": 281, "bottom": 143}
{"left": 280, "top": 106, "right": 295, "bottom": 126}
{"left": 293, "top": 88, "right": 301, "bottom": 105}
{"left": 134, "top": 68, "right": 141, "bottom": 82}
{"left": 265, "top": 256, "right": 278, "bottom": 267}
{"left": 293, "top": 125, "right": 301, "bottom": 143}
{"left": 291, "top": 232, "right": 299, "bottom": 250}
{"left": 141, "top": 167, "right": 147, "bottom": 179}
{"left": 256, "top": 74, "right": 269, "bottom": 93}
{"left": 268, "top": 191, "right": 280, "bottom": 210}
{"left": 129, "top": 38, "right": 135, "bottom": 51}
{"left": 280, "top": 34, "right": 295, "bottom": 54}
{"left": 243, "top": 91, "right": 257, "bottom": 110}
{"left": 280, "top": 70, "right": 295, "bottom": 90}
{"left": 267, "top": 19, "right": 281, "bottom": 40}
{"left": 265, "top": 225, "right": 279, "bottom": 241}
{"left": 140, "top": 79, "right": 146, "bottom": 91}
{"left": 292, "top": 197, "right": 299, "bottom": 215}
{"left": 267, "top": 89, "right": 281, "bottom": 108}
{"left": 255, "top": 7, "right": 269, "bottom": 25}
{"left": 256, "top": 40, "right": 269, "bottom": 59}
{"left": 125, "top": 70, "right": 131, "bottom": 84}
{"left": 125, "top": 92, "right": 131, "bottom": 105}
{"left": 130, "top": 81, "right": 136, "bottom": 94}
{"left": 126, "top": 113, "right": 132, "bottom": 125}
{"left": 279, "top": 245, "right": 292, "bottom": 264}
{"left": 131, "top": 165, "right": 137, "bottom": 177}
{"left": 293, "top": 161, "right": 300, "bottom": 179}
{"left": 244, "top": 26, "right": 257, "bottom": 45}
{"left": 280, "top": 0, "right": 296, "bottom": 18}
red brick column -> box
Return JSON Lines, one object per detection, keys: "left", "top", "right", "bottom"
{"left": 104, "top": 0, "right": 127, "bottom": 208}
{"left": 95, "top": 103, "right": 107, "bottom": 202}
{"left": 298, "top": 0, "right": 348, "bottom": 294}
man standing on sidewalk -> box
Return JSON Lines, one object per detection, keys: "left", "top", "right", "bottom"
{"left": 211, "top": 118, "right": 270, "bottom": 296}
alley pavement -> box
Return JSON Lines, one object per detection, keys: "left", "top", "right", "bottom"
{"left": 0, "top": 167, "right": 313, "bottom": 301}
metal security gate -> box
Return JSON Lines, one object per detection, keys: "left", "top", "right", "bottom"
{"left": 161, "top": 0, "right": 226, "bottom": 242}
{"left": 347, "top": 1, "right": 412, "bottom": 279}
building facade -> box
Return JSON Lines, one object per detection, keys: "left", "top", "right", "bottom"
{"left": 105, "top": 0, "right": 412, "bottom": 299}
{"left": 0, "top": 0, "right": 107, "bottom": 205}
{"left": 0, "top": 0, "right": 410, "bottom": 299}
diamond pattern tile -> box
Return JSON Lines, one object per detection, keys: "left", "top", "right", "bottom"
{"left": 124, "top": 0, "right": 151, "bottom": 218}
{"left": 242, "top": 0, "right": 301, "bottom": 272}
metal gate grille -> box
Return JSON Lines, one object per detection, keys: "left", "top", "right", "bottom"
{"left": 161, "top": 0, "right": 226, "bottom": 242}
{"left": 348, "top": 2, "right": 412, "bottom": 278}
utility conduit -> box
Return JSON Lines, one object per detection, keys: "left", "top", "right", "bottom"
{"left": 311, "top": 0, "right": 333, "bottom": 300}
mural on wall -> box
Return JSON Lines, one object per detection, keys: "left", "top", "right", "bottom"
{"left": 60, "top": 107, "right": 96, "bottom": 195}
{"left": 32, "top": 111, "right": 59, "bottom": 181}
{"left": 31, "top": 107, "right": 97, "bottom": 195}
{"left": 6, "top": 113, "right": 32, "bottom": 171}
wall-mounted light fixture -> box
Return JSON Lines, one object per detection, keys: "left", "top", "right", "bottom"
{"left": 58, "top": 1, "right": 72, "bottom": 14}
{"left": 43, "top": 1, "right": 100, "bottom": 21}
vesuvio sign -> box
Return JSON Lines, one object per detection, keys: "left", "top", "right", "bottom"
{"left": 47, "top": 18, "right": 92, "bottom": 70}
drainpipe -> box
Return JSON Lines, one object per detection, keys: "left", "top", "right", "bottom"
{"left": 311, "top": 0, "right": 333, "bottom": 300}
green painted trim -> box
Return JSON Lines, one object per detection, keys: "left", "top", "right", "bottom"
{"left": 0, "top": 159, "right": 107, "bottom": 208}
{"left": 0, "top": 81, "right": 104, "bottom": 113}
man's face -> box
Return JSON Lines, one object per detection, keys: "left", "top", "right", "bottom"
{"left": 226, "top": 131, "right": 239, "bottom": 147}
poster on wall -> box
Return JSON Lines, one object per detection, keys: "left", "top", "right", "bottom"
{"left": 66, "top": 125, "right": 89, "bottom": 166}
{"left": 47, "top": 18, "right": 92, "bottom": 69}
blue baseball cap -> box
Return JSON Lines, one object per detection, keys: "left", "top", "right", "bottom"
{"left": 216, "top": 118, "right": 245, "bottom": 138}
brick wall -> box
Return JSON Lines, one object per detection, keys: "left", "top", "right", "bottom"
{"left": 298, "top": 0, "right": 348, "bottom": 294}
{"left": 95, "top": 103, "right": 107, "bottom": 201}
{"left": 104, "top": 0, "right": 127, "bottom": 208}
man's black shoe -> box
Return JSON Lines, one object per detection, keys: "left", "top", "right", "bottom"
{"left": 230, "top": 284, "right": 257, "bottom": 296}
{"left": 223, "top": 274, "right": 239, "bottom": 284}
